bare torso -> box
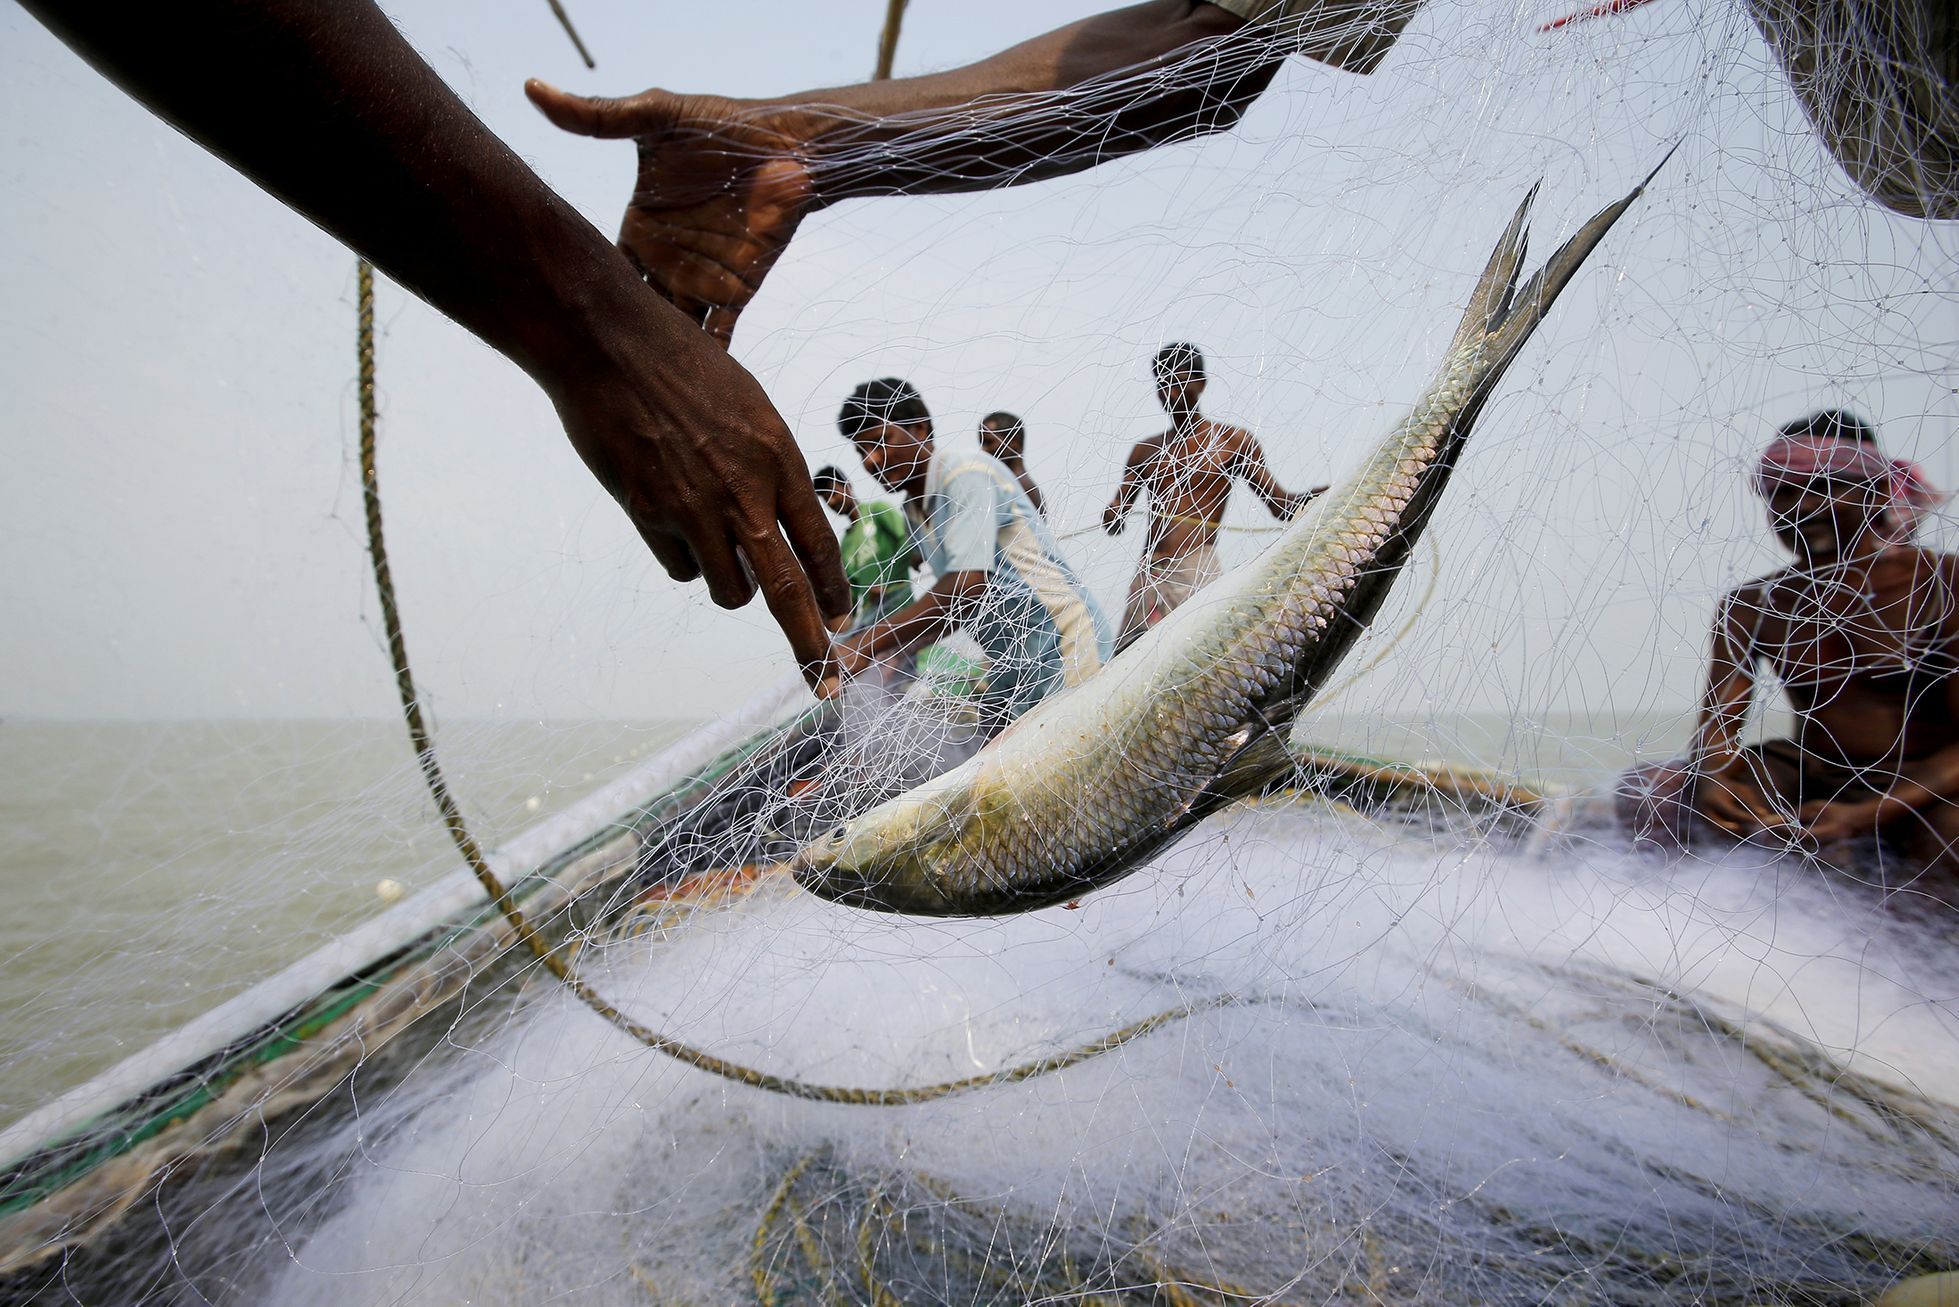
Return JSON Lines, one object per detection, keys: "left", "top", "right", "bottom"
{"left": 1133, "top": 420, "right": 1250, "bottom": 561}
{"left": 1735, "top": 548, "right": 1959, "bottom": 766}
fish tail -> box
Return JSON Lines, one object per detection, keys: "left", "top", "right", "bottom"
{"left": 1444, "top": 180, "right": 1538, "bottom": 359}
{"left": 1479, "top": 145, "right": 1678, "bottom": 373}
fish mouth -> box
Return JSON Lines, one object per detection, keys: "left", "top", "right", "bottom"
{"left": 792, "top": 854, "right": 923, "bottom": 914}
{"left": 788, "top": 828, "right": 901, "bottom": 909}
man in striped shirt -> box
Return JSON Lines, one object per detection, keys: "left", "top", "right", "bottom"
{"left": 830, "top": 379, "right": 1112, "bottom": 731}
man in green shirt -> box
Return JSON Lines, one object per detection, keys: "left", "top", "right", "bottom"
{"left": 815, "top": 465, "right": 916, "bottom": 628}
{"left": 817, "top": 462, "right": 989, "bottom": 702}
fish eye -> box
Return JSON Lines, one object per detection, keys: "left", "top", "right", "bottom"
{"left": 830, "top": 824, "right": 848, "bottom": 841}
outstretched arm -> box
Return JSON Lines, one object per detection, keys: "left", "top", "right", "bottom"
{"left": 528, "top": 0, "right": 1422, "bottom": 339}
{"left": 1228, "top": 428, "right": 1321, "bottom": 519}
{"left": 24, "top": 0, "right": 850, "bottom": 686}
{"left": 1104, "top": 443, "right": 1153, "bottom": 535}
{"left": 832, "top": 572, "right": 988, "bottom": 680}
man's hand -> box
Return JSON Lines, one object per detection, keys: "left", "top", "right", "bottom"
{"left": 1798, "top": 793, "right": 1918, "bottom": 844}
{"left": 526, "top": 80, "right": 817, "bottom": 347}
{"left": 18, "top": 0, "right": 852, "bottom": 687}
{"left": 1796, "top": 798, "right": 1879, "bottom": 844}
{"left": 1695, "top": 768, "right": 1795, "bottom": 838}
{"left": 541, "top": 282, "right": 850, "bottom": 687}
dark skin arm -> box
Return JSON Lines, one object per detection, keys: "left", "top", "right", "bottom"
{"left": 529, "top": 0, "right": 1423, "bottom": 341}
{"left": 1801, "top": 738, "right": 1959, "bottom": 839}
{"left": 1017, "top": 469, "right": 1047, "bottom": 516}
{"left": 832, "top": 571, "right": 988, "bottom": 680}
{"left": 23, "top": 0, "right": 850, "bottom": 687}
{"left": 1689, "top": 588, "right": 1798, "bottom": 838}
{"left": 1799, "top": 560, "right": 1959, "bottom": 841}
{"left": 1104, "top": 441, "right": 1155, "bottom": 535}
{"left": 1226, "top": 427, "right": 1323, "bottom": 519}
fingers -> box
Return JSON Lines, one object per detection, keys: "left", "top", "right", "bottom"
{"left": 615, "top": 231, "right": 749, "bottom": 346}
{"left": 634, "top": 519, "right": 701, "bottom": 584}
{"left": 775, "top": 471, "right": 852, "bottom": 622}
{"left": 524, "top": 79, "right": 650, "bottom": 139}
{"left": 701, "top": 305, "right": 743, "bottom": 347}
{"left": 689, "top": 525, "right": 758, "bottom": 611}
{"left": 737, "top": 525, "right": 840, "bottom": 693}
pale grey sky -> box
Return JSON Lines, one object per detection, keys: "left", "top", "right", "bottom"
{"left": 1, "top": 0, "right": 1953, "bottom": 725}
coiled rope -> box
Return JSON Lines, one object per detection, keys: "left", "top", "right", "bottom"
{"left": 354, "top": 258, "right": 1226, "bottom": 1105}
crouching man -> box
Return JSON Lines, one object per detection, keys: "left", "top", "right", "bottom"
{"left": 1619, "top": 414, "right": 1959, "bottom": 887}
{"left": 829, "top": 379, "right": 1112, "bottom": 734}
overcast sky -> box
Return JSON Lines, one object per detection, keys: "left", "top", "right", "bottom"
{"left": 1, "top": 0, "right": 1953, "bottom": 725}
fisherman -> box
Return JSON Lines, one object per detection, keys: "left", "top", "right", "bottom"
{"left": 1104, "top": 343, "right": 1324, "bottom": 649}
{"left": 814, "top": 465, "right": 918, "bottom": 627}
{"left": 527, "top": 0, "right": 1956, "bottom": 346}
{"left": 24, "top": 0, "right": 851, "bottom": 694}
{"left": 979, "top": 412, "right": 1048, "bottom": 515}
{"left": 1618, "top": 414, "right": 1959, "bottom": 883}
{"left": 830, "top": 379, "right": 1112, "bottom": 729}
{"left": 1792, "top": 409, "right": 1949, "bottom": 546}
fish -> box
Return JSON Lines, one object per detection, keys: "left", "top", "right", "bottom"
{"left": 792, "top": 165, "right": 1665, "bottom": 917}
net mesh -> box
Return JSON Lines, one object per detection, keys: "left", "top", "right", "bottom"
{"left": 1, "top": 1, "right": 1955, "bottom": 1303}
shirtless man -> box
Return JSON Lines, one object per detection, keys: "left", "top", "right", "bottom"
{"left": 1619, "top": 414, "right": 1959, "bottom": 884}
{"left": 1103, "top": 342, "right": 1323, "bottom": 648}
{"left": 979, "top": 412, "right": 1046, "bottom": 515}
{"left": 525, "top": 1, "right": 1953, "bottom": 346}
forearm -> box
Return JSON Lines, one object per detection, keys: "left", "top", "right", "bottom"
{"left": 26, "top": 0, "right": 647, "bottom": 387}
{"left": 849, "top": 588, "right": 961, "bottom": 661}
{"left": 1876, "top": 743, "right": 1959, "bottom": 816}
{"left": 784, "top": 3, "right": 1239, "bottom": 124}
{"left": 797, "top": 1, "right": 1282, "bottom": 199}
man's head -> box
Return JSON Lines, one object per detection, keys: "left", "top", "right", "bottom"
{"left": 1152, "top": 342, "right": 1206, "bottom": 419}
{"left": 839, "top": 378, "right": 934, "bottom": 498}
{"left": 1778, "top": 409, "right": 1879, "bottom": 447}
{"left": 1755, "top": 417, "right": 1893, "bottom": 563}
{"left": 811, "top": 464, "right": 856, "bottom": 519}
{"left": 979, "top": 411, "right": 1025, "bottom": 463}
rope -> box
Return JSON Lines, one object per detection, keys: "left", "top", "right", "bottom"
{"left": 352, "top": 258, "right": 1226, "bottom": 1106}
{"left": 1309, "top": 531, "right": 1443, "bottom": 709}
{"left": 872, "top": 0, "right": 909, "bottom": 80}
{"left": 1056, "top": 506, "right": 1287, "bottom": 543}
{"left": 542, "top": 0, "right": 596, "bottom": 69}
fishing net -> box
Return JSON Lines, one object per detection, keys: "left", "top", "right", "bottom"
{"left": 1, "top": 0, "right": 1955, "bottom": 1303}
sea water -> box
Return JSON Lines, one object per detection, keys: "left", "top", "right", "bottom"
{"left": 0, "top": 718, "right": 690, "bottom": 1130}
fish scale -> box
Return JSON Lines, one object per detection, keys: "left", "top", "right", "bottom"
{"left": 796, "top": 166, "right": 1665, "bottom": 917}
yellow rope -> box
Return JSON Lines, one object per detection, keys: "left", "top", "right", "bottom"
{"left": 855, "top": 1184, "right": 904, "bottom": 1307}
{"left": 751, "top": 1153, "right": 819, "bottom": 1307}
{"left": 872, "top": 0, "right": 908, "bottom": 80}
{"left": 542, "top": 0, "right": 595, "bottom": 69}
{"left": 354, "top": 259, "right": 1228, "bottom": 1106}
{"left": 1305, "top": 531, "right": 1442, "bottom": 710}
{"left": 1057, "top": 507, "right": 1288, "bottom": 543}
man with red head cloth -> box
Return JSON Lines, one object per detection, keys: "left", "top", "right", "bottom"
{"left": 1619, "top": 412, "right": 1959, "bottom": 887}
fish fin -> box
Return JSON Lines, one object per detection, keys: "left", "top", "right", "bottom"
{"left": 1208, "top": 728, "right": 1301, "bottom": 804}
{"left": 1445, "top": 180, "right": 1538, "bottom": 358}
